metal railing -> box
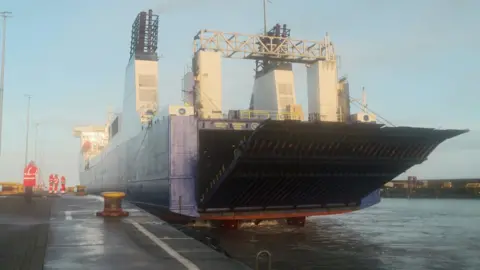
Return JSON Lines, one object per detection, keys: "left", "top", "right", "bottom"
{"left": 237, "top": 110, "right": 302, "bottom": 121}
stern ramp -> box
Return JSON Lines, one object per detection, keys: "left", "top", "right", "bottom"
{"left": 197, "top": 120, "right": 467, "bottom": 213}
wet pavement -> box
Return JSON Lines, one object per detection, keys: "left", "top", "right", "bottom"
{"left": 0, "top": 195, "right": 52, "bottom": 270}
{"left": 0, "top": 195, "right": 251, "bottom": 270}
{"left": 44, "top": 195, "right": 250, "bottom": 270}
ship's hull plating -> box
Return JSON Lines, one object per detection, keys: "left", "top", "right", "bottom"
{"left": 81, "top": 116, "right": 199, "bottom": 218}
{"left": 80, "top": 116, "right": 466, "bottom": 221}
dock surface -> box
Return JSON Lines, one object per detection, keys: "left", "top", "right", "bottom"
{"left": 0, "top": 194, "right": 250, "bottom": 270}
{"left": 0, "top": 195, "right": 51, "bottom": 270}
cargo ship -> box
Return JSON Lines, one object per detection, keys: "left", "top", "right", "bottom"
{"left": 73, "top": 10, "right": 468, "bottom": 228}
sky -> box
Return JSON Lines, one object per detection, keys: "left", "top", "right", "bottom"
{"left": 0, "top": 0, "right": 479, "bottom": 185}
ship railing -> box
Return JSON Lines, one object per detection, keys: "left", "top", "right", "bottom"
{"left": 238, "top": 110, "right": 302, "bottom": 121}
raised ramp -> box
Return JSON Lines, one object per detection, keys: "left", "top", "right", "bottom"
{"left": 198, "top": 120, "right": 468, "bottom": 212}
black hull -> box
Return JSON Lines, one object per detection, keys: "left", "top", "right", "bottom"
{"left": 198, "top": 120, "right": 468, "bottom": 212}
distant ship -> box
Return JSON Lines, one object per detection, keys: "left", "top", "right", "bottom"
{"left": 73, "top": 9, "right": 467, "bottom": 228}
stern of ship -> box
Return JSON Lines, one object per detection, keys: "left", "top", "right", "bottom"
{"left": 191, "top": 118, "right": 467, "bottom": 228}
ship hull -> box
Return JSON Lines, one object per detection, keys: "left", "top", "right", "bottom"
{"left": 79, "top": 116, "right": 466, "bottom": 223}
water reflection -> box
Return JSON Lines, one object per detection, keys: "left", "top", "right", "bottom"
{"left": 206, "top": 219, "right": 385, "bottom": 270}
{"left": 197, "top": 199, "right": 480, "bottom": 270}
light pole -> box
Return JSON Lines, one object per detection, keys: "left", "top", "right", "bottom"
{"left": 34, "top": 122, "right": 39, "bottom": 162}
{"left": 35, "top": 123, "right": 46, "bottom": 188}
{"left": 0, "top": 11, "right": 12, "bottom": 155}
{"left": 24, "top": 94, "right": 32, "bottom": 167}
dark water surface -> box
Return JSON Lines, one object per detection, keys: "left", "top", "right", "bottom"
{"left": 200, "top": 199, "right": 480, "bottom": 270}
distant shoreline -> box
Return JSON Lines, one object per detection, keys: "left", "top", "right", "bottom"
{"left": 380, "top": 188, "right": 480, "bottom": 199}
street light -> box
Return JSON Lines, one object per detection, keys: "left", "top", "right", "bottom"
{"left": 0, "top": 11, "right": 12, "bottom": 155}
{"left": 24, "top": 94, "right": 32, "bottom": 167}
{"left": 34, "top": 122, "right": 39, "bottom": 161}
{"left": 34, "top": 122, "right": 47, "bottom": 188}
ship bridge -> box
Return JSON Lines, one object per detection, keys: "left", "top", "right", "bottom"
{"left": 196, "top": 119, "right": 467, "bottom": 213}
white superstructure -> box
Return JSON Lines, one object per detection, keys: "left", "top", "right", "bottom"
{"left": 252, "top": 68, "right": 297, "bottom": 112}
{"left": 306, "top": 33, "right": 338, "bottom": 122}
{"left": 192, "top": 51, "right": 223, "bottom": 119}
{"left": 75, "top": 25, "right": 379, "bottom": 175}
{"left": 192, "top": 28, "right": 371, "bottom": 123}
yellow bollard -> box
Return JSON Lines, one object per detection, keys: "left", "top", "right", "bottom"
{"left": 16, "top": 184, "right": 24, "bottom": 194}
{"left": 0, "top": 182, "right": 21, "bottom": 196}
{"left": 96, "top": 192, "right": 129, "bottom": 217}
{"left": 74, "top": 185, "right": 87, "bottom": 196}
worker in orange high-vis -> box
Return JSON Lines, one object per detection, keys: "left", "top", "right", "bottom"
{"left": 48, "top": 174, "right": 54, "bottom": 194}
{"left": 53, "top": 174, "right": 59, "bottom": 194}
{"left": 23, "top": 161, "right": 38, "bottom": 203}
{"left": 60, "top": 176, "right": 66, "bottom": 194}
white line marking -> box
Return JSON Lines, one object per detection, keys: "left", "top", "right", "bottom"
{"left": 159, "top": 237, "right": 193, "bottom": 240}
{"left": 87, "top": 195, "right": 104, "bottom": 202}
{"left": 127, "top": 219, "right": 200, "bottom": 270}
{"left": 65, "top": 211, "right": 72, "bottom": 220}
{"left": 122, "top": 208, "right": 142, "bottom": 213}
{"left": 172, "top": 250, "right": 214, "bottom": 253}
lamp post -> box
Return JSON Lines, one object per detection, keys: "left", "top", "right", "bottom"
{"left": 24, "top": 94, "right": 32, "bottom": 167}
{"left": 0, "top": 11, "right": 12, "bottom": 155}
{"left": 34, "top": 122, "right": 39, "bottom": 161}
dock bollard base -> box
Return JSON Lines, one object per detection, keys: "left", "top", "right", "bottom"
{"left": 96, "top": 210, "right": 129, "bottom": 217}
{"left": 73, "top": 185, "right": 87, "bottom": 196}
{"left": 97, "top": 192, "right": 129, "bottom": 218}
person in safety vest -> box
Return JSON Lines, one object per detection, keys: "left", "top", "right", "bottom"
{"left": 48, "top": 174, "right": 54, "bottom": 194}
{"left": 60, "top": 176, "right": 66, "bottom": 194}
{"left": 53, "top": 174, "right": 59, "bottom": 194}
{"left": 23, "top": 161, "right": 38, "bottom": 203}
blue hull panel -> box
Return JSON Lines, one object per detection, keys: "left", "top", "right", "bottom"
{"left": 360, "top": 189, "right": 381, "bottom": 209}
{"left": 81, "top": 116, "right": 199, "bottom": 217}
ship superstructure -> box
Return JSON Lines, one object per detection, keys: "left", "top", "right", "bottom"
{"left": 74, "top": 9, "right": 468, "bottom": 228}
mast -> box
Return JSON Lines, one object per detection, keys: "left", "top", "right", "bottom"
{"left": 24, "top": 94, "right": 32, "bottom": 166}
{"left": 263, "top": 0, "right": 268, "bottom": 35}
{"left": 0, "top": 11, "right": 12, "bottom": 155}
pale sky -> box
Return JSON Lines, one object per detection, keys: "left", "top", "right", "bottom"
{"left": 0, "top": 0, "right": 478, "bottom": 185}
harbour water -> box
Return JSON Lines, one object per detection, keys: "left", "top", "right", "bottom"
{"left": 200, "top": 199, "right": 480, "bottom": 270}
